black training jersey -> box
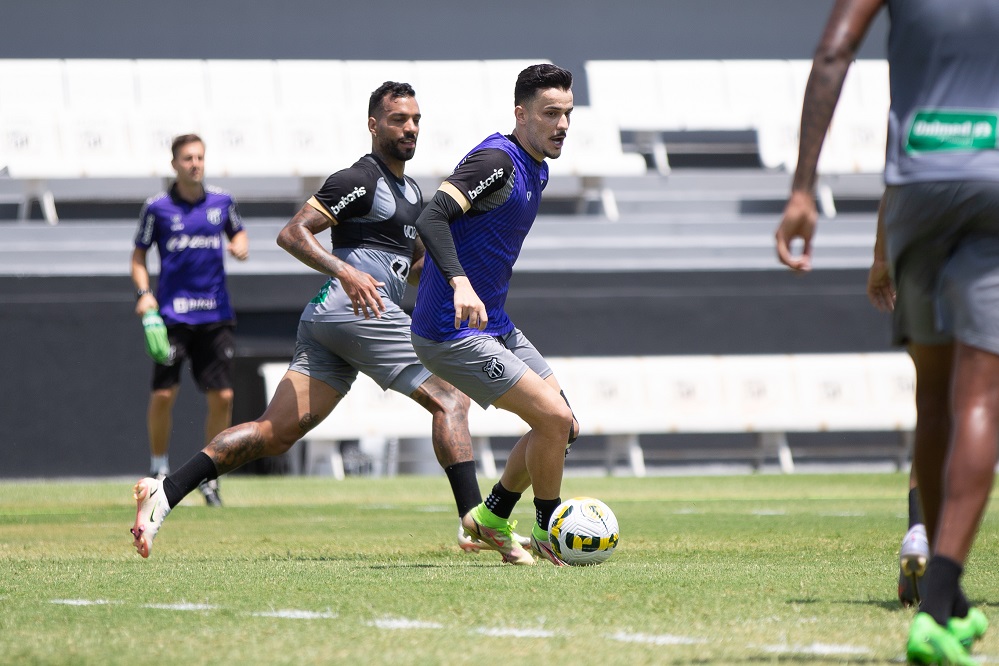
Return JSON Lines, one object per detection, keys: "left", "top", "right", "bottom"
{"left": 311, "top": 154, "right": 423, "bottom": 256}
{"left": 302, "top": 154, "right": 424, "bottom": 321}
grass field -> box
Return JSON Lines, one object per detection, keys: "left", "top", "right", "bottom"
{"left": 1, "top": 472, "right": 997, "bottom": 665}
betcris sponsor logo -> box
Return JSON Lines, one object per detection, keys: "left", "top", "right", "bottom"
{"left": 173, "top": 296, "right": 218, "bottom": 314}
{"left": 332, "top": 186, "right": 366, "bottom": 217}
{"left": 165, "top": 234, "right": 223, "bottom": 253}
{"left": 467, "top": 168, "right": 503, "bottom": 201}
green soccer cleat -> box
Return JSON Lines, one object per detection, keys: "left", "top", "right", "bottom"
{"left": 456, "top": 521, "right": 530, "bottom": 553}
{"left": 907, "top": 612, "right": 978, "bottom": 665}
{"left": 948, "top": 607, "right": 988, "bottom": 651}
{"left": 530, "top": 523, "right": 567, "bottom": 567}
{"left": 460, "top": 505, "right": 534, "bottom": 565}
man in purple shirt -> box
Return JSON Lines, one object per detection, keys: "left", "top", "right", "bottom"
{"left": 130, "top": 133, "right": 249, "bottom": 506}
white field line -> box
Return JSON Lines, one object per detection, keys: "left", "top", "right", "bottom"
{"left": 369, "top": 617, "right": 444, "bottom": 630}
{"left": 50, "top": 599, "right": 114, "bottom": 606}
{"left": 251, "top": 610, "right": 338, "bottom": 620}
{"left": 608, "top": 631, "right": 704, "bottom": 645}
{"left": 763, "top": 642, "right": 872, "bottom": 656}
{"left": 475, "top": 627, "right": 555, "bottom": 638}
{"left": 143, "top": 603, "right": 218, "bottom": 611}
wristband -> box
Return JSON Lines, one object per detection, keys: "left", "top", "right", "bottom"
{"left": 136, "top": 288, "right": 152, "bottom": 300}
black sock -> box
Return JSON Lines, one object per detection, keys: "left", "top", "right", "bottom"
{"left": 163, "top": 452, "right": 218, "bottom": 508}
{"left": 920, "top": 555, "right": 962, "bottom": 626}
{"left": 484, "top": 481, "right": 521, "bottom": 520}
{"left": 534, "top": 497, "right": 562, "bottom": 534}
{"left": 952, "top": 587, "right": 970, "bottom": 619}
{"left": 444, "top": 461, "right": 482, "bottom": 518}
{"left": 908, "top": 487, "right": 923, "bottom": 529}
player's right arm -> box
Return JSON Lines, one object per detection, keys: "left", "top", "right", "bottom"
{"left": 277, "top": 201, "right": 386, "bottom": 319}
{"left": 775, "top": 0, "right": 884, "bottom": 271}
{"left": 132, "top": 201, "right": 158, "bottom": 316}
{"left": 130, "top": 247, "right": 158, "bottom": 317}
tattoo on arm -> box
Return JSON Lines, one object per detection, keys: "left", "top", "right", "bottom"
{"left": 277, "top": 205, "right": 345, "bottom": 277}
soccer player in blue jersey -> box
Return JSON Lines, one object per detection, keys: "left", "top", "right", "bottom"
{"left": 776, "top": 1, "right": 995, "bottom": 661}
{"left": 130, "top": 83, "right": 526, "bottom": 562}
{"left": 131, "top": 134, "right": 249, "bottom": 506}
{"left": 411, "top": 64, "right": 579, "bottom": 565}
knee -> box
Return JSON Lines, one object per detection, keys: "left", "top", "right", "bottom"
{"left": 210, "top": 388, "right": 235, "bottom": 409}
{"left": 437, "top": 386, "right": 471, "bottom": 418}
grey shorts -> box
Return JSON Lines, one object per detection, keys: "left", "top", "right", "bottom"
{"left": 412, "top": 328, "right": 552, "bottom": 408}
{"left": 289, "top": 308, "right": 431, "bottom": 397}
{"left": 885, "top": 181, "right": 999, "bottom": 353}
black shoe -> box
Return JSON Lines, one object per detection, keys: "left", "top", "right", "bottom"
{"left": 198, "top": 479, "right": 223, "bottom": 507}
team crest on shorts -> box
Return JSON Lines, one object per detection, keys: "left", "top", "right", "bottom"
{"left": 482, "top": 357, "right": 505, "bottom": 379}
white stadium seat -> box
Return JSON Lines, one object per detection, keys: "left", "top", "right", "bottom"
{"left": 0, "top": 59, "right": 67, "bottom": 113}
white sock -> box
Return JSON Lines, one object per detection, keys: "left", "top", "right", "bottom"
{"left": 150, "top": 455, "right": 169, "bottom": 476}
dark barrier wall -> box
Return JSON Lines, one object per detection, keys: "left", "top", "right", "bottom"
{"left": 0, "top": 0, "right": 889, "bottom": 104}
{"left": 0, "top": 271, "right": 893, "bottom": 478}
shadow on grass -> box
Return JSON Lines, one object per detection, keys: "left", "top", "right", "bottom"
{"left": 787, "top": 598, "right": 907, "bottom": 612}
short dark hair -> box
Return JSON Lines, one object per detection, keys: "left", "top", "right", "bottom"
{"left": 368, "top": 81, "right": 417, "bottom": 118}
{"left": 171, "top": 133, "right": 203, "bottom": 159}
{"left": 514, "top": 64, "right": 573, "bottom": 106}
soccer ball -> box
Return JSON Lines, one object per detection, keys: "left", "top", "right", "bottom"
{"left": 547, "top": 497, "right": 619, "bottom": 566}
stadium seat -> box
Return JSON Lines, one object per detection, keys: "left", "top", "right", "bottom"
{"left": 0, "top": 59, "right": 67, "bottom": 113}
{"left": 0, "top": 109, "right": 77, "bottom": 179}
{"left": 61, "top": 109, "right": 137, "bottom": 177}
{"left": 546, "top": 106, "right": 649, "bottom": 219}
{"left": 657, "top": 60, "right": 732, "bottom": 131}
{"left": 722, "top": 60, "right": 801, "bottom": 131}
{"left": 63, "top": 59, "right": 138, "bottom": 113}
{"left": 273, "top": 60, "right": 350, "bottom": 177}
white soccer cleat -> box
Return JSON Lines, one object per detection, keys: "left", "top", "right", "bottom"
{"left": 131, "top": 477, "right": 171, "bottom": 559}
{"left": 898, "top": 523, "right": 929, "bottom": 606}
{"left": 457, "top": 521, "right": 531, "bottom": 553}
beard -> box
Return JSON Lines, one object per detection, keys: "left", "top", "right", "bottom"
{"left": 383, "top": 136, "right": 417, "bottom": 162}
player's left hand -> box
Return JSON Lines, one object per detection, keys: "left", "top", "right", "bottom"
{"left": 867, "top": 257, "right": 895, "bottom": 313}
{"left": 228, "top": 233, "right": 249, "bottom": 261}
{"left": 775, "top": 190, "right": 818, "bottom": 272}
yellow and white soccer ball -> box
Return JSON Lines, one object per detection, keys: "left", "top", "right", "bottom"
{"left": 547, "top": 497, "right": 619, "bottom": 566}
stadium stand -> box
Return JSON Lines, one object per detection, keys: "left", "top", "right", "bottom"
{"left": 585, "top": 58, "right": 890, "bottom": 189}
{"left": 260, "top": 352, "right": 915, "bottom": 478}
{"left": 0, "top": 57, "right": 898, "bottom": 476}
{"left": 0, "top": 58, "right": 643, "bottom": 221}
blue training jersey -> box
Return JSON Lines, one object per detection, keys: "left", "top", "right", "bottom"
{"left": 135, "top": 184, "right": 244, "bottom": 326}
{"left": 411, "top": 133, "right": 548, "bottom": 341}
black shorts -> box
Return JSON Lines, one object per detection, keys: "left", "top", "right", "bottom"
{"left": 152, "top": 323, "right": 235, "bottom": 392}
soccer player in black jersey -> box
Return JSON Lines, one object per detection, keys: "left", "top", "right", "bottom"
{"left": 130, "top": 82, "right": 522, "bottom": 562}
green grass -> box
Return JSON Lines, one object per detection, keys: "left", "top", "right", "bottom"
{"left": 1, "top": 473, "right": 996, "bottom": 665}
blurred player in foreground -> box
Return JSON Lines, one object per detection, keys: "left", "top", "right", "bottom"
{"left": 775, "top": 1, "right": 993, "bottom": 662}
